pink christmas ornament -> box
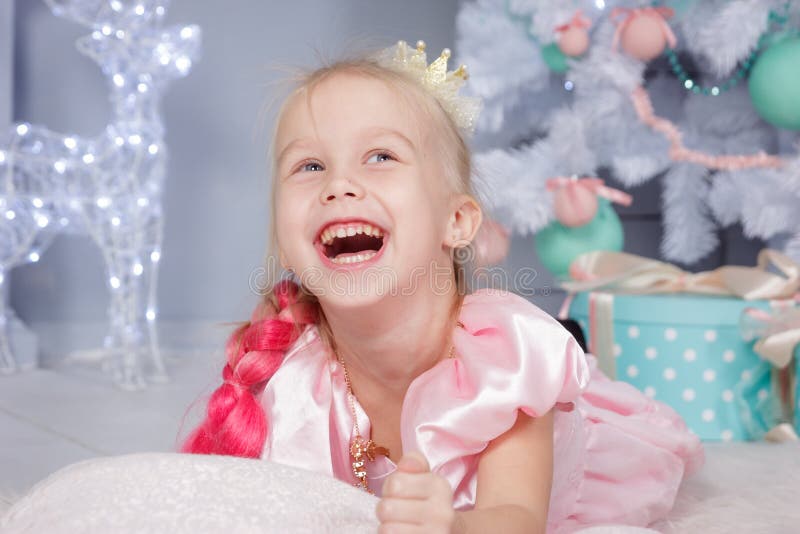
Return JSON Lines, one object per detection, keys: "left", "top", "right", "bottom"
{"left": 547, "top": 176, "right": 633, "bottom": 227}
{"left": 472, "top": 218, "right": 510, "bottom": 267}
{"left": 611, "top": 7, "right": 676, "bottom": 62}
{"left": 553, "top": 182, "right": 598, "bottom": 227}
{"left": 556, "top": 10, "right": 592, "bottom": 57}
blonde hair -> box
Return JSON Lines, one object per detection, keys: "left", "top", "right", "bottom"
{"left": 263, "top": 51, "right": 484, "bottom": 348}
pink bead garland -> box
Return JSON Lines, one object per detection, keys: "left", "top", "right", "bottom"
{"left": 630, "top": 86, "right": 786, "bottom": 170}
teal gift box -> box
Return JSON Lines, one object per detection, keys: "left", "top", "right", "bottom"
{"left": 569, "top": 291, "right": 798, "bottom": 442}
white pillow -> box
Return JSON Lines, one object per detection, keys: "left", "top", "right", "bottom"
{"left": 1, "top": 453, "right": 378, "bottom": 533}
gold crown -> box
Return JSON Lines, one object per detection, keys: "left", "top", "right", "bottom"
{"left": 373, "top": 40, "right": 482, "bottom": 135}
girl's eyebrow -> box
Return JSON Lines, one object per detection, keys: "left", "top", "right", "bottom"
{"left": 359, "top": 127, "right": 417, "bottom": 151}
{"left": 276, "top": 127, "right": 417, "bottom": 167}
{"left": 276, "top": 138, "right": 312, "bottom": 167}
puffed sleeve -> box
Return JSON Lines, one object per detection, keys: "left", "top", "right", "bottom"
{"left": 460, "top": 289, "right": 590, "bottom": 417}
{"left": 399, "top": 288, "right": 590, "bottom": 501}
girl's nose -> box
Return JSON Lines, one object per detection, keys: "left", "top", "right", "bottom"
{"left": 319, "top": 175, "right": 365, "bottom": 204}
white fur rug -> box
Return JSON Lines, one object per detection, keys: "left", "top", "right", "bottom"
{"left": 1, "top": 442, "right": 798, "bottom": 533}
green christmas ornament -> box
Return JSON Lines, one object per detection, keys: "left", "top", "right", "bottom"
{"left": 665, "top": 0, "right": 694, "bottom": 16}
{"left": 534, "top": 198, "right": 624, "bottom": 280}
{"left": 748, "top": 35, "right": 800, "bottom": 131}
{"left": 540, "top": 42, "right": 569, "bottom": 73}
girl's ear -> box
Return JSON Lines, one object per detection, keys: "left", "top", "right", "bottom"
{"left": 445, "top": 194, "right": 483, "bottom": 248}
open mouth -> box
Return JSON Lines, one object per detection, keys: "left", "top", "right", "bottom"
{"left": 317, "top": 221, "right": 386, "bottom": 265}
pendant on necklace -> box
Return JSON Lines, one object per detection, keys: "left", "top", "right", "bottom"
{"left": 350, "top": 435, "right": 390, "bottom": 491}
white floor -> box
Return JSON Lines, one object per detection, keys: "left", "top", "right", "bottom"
{"left": 0, "top": 343, "right": 224, "bottom": 505}
{"left": 2, "top": 340, "right": 800, "bottom": 532}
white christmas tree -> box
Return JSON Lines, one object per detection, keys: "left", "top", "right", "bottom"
{"left": 457, "top": 0, "right": 800, "bottom": 265}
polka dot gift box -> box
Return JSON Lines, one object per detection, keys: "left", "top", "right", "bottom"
{"left": 569, "top": 292, "right": 798, "bottom": 442}
{"left": 562, "top": 249, "right": 800, "bottom": 442}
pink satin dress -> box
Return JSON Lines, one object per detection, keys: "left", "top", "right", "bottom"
{"left": 260, "top": 289, "right": 705, "bottom": 532}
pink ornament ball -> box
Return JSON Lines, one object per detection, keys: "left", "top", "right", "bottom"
{"left": 558, "top": 27, "right": 590, "bottom": 57}
{"left": 621, "top": 14, "right": 667, "bottom": 61}
{"left": 553, "top": 184, "right": 598, "bottom": 227}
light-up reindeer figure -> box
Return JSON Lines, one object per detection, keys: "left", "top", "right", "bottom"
{"left": 0, "top": 0, "right": 200, "bottom": 389}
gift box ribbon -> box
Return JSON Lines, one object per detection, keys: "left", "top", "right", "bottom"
{"left": 737, "top": 307, "right": 800, "bottom": 442}
{"left": 562, "top": 249, "right": 800, "bottom": 300}
{"left": 741, "top": 307, "right": 800, "bottom": 369}
{"left": 558, "top": 248, "right": 800, "bottom": 375}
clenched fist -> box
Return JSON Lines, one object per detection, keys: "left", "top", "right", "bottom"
{"left": 375, "top": 451, "right": 455, "bottom": 534}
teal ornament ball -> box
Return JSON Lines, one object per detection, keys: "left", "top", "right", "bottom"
{"left": 666, "top": 0, "right": 694, "bottom": 16}
{"left": 541, "top": 43, "right": 569, "bottom": 73}
{"left": 534, "top": 199, "right": 624, "bottom": 280}
{"left": 748, "top": 35, "right": 800, "bottom": 131}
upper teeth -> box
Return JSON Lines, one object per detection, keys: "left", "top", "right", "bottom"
{"left": 320, "top": 223, "right": 384, "bottom": 245}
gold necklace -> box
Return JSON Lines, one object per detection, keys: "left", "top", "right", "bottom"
{"left": 335, "top": 320, "right": 464, "bottom": 494}
{"left": 337, "top": 352, "right": 390, "bottom": 494}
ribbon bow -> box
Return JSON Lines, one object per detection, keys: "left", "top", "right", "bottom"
{"left": 610, "top": 7, "right": 677, "bottom": 52}
{"left": 563, "top": 249, "right": 800, "bottom": 301}
{"left": 737, "top": 306, "right": 800, "bottom": 442}
{"left": 741, "top": 306, "right": 800, "bottom": 369}
{"left": 546, "top": 175, "right": 633, "bottom": 207}
{"left": 555, "top": 10, "right": 592, "bottom": 33}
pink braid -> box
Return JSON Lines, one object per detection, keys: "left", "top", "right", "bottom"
{"left": 181, "top": 280, "right": 318, "bottom": 458}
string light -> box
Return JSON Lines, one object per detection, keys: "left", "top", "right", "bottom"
{"left": 0, "top": 0, "right": 201, "bottom": 389}
{"left": 666, "top": 47, "right": 755, "bottom": 96}
{"left": 663, "top": 5, "right": 792, "bottom": 96}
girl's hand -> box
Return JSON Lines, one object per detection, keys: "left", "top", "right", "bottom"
{"left": 376, "top": 451, "right": 455, "bottom": 534}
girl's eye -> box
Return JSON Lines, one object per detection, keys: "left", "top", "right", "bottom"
{"left": 298, "top": 161, "right": 324, "bottom": 173}
{"left": 366, "top": 152, "right": 395, "bottom": 164}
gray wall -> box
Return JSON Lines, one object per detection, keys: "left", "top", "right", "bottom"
{"left": 10, "top": 0, "right": 460, "bottom": 338}
{"left": 1, "top": 2, "right": 10, "bottom": 129}
{"left": 0, "top": 1, "right": 9, "bottom": 333}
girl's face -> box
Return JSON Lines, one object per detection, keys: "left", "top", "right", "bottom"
{"left": 273, "top": 72, "right": 458, "bottom": 307}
